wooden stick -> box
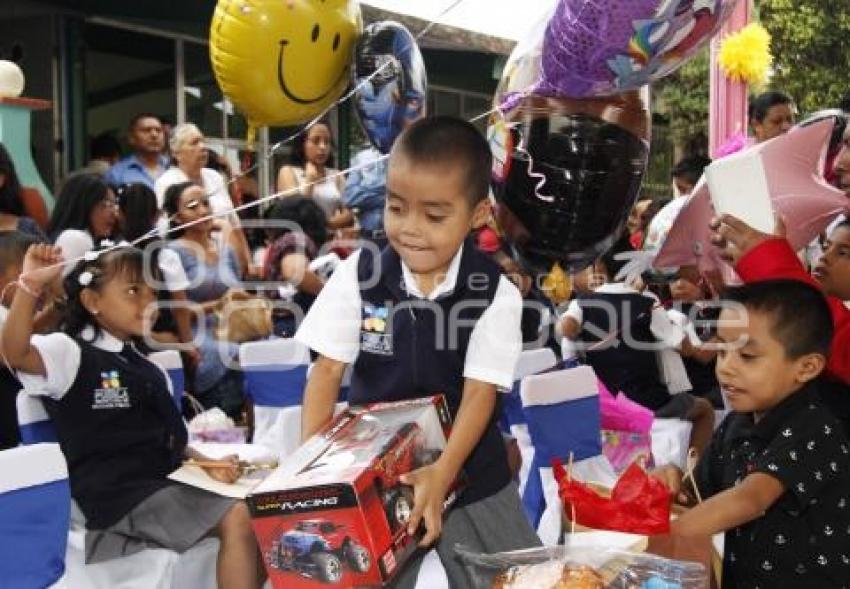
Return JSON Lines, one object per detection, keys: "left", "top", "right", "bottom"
{"left": 183, "top": 459, "right": 278, "bottom": 472}
{"left": 682, "top": 447, "right": 704, "bottom": 504}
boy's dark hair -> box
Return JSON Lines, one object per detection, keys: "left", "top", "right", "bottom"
{"left": 0, "top": 230, "right": 41, "bottom": 271}
{"left": 723, "top": 279, "right": 833, "bottom": 359}
{"left": 748, "top": 91, "right": 794, "bottom": 123}
{"left": 392, "top": 116, "right": 492, "bottom": 206}
{"left": 117, "top": 183, "right": 158, "bottom": 242}
{"left": 47, "top": 173, "right": 112, "bottom": 240}
{"left": 598, "top": 232, "right": 634, "bottom": 280}
{"left": 671, "top": 155, "right": 711, "bottom": 187}
{"left": 265, "top": 196, "right": 328, "bottom": 248}
{"left": 63, "top": 246, "right": 159, "bottom": 341}
{"left": 161, "top": 181, "right": 198, "bottom": 239}
{"left": 128, "top": 113, "right": 161, "bottom": 131}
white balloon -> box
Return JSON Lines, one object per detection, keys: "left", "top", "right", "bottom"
{"left": 0, "top": 60, "right": 24, "bottom": 97}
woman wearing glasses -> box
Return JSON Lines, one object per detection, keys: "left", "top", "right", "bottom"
{"left": 162, "top": 181, "right": 257, "bottom": 420}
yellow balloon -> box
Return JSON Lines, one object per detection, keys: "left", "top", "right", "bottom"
{"left": 210, "top": 0, "right": 362, "bottom": 142}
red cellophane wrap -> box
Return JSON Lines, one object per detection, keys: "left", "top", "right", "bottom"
{"left": 553, "top": 460, "right": 671, "bottom": 535}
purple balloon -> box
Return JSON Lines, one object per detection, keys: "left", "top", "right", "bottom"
{"left": 538, "top": 0, "right": 738, "bottom": 98}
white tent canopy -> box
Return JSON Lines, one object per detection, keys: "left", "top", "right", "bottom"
{"left": 360, "top": 0, "right": 555, "bottom": 42}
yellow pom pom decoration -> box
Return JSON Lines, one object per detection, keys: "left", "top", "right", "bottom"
{"left": 542, "top": 262, "right": 572, "bottom": 305}
{"left": 718, "top": 22, "right": 773, "bottom": 86}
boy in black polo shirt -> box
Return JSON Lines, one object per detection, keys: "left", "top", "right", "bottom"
{"left": 296, "top": 117, "right": 540, "bottom": 587}
{"left": 656, "top": 280, "right": 850, "bottom": 587}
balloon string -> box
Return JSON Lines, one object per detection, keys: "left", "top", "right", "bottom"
{"left": 23, "top": 152, "right": 391, "bottom": 280}
{"left": 514, "top": 125, "right": 553, "bottom": 203}
{"left": 218, "top": 0, "right": 471, "bottom": 201}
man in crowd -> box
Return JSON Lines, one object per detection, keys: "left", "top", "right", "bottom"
{"left": 105, "top": 113, "right": 169, "bottom": 189}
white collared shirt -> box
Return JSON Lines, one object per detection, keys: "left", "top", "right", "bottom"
{"left": 295, "top": 246, "right": 523, "bottom": 389}
{"left": 17, "top": 327, "right": 173, "bottom": 401}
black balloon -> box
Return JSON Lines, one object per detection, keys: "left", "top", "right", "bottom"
{"left": 490, "top": 92, "right": 650, "bottom": 275}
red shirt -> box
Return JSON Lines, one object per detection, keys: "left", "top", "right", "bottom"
{"left": 736, "top": 238, "right": 850, "bottom": 384}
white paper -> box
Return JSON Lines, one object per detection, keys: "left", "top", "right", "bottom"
{"left": 706, "top": 149, "right": 775, "bottom": 234}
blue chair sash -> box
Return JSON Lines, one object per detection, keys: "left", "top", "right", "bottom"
{"left": 18, "top": 420, "right": 58, "bottom": 445}
{"left": 500, "top": 359, "right": 583, "bottom": 434}
{"left": 521, "top": 395, "right": 601, "bottom": 528}
{"left": 0, "top": 478, "right": 70, "bottom": 587}
{"left": 243, "top": 364, "right": 308, "bottom": 407}
{"left": 166, "top": 368, "right": 184, "bottom": 409}
{"left": 499, "top": 381, "right": 525, "bottom": 434}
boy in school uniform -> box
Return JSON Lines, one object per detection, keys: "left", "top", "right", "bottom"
{"left": 656, "top": 280, "right": 850, "bottom": 588}
{"left": 295, "top": 117, "right": 541, "bottom": 587}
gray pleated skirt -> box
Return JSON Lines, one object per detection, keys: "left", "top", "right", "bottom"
{"left": 84, "top": 483, "right": 236, "bottom": 564}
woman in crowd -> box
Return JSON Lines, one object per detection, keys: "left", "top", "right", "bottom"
{"left": 162, "top": 181, "right": 250, "bottom": 419}
{"left": 276, "top": 121, "right": 352, "bottom": 230}
{"left": 749, "top": 90, "right": 795, "bottom": 143}
{"left": 47, "top": 173, "right": 118, "bottom": 243}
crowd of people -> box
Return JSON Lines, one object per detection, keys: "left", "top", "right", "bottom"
{"left": 2, "top": 87, "right": 850, "bottom": 587}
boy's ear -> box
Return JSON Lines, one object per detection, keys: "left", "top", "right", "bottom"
{"left": 470, "top": 198, "right": 490, "bottom": 229}
{"left": 794, "top": 352, "right": 827, "bottom": 384}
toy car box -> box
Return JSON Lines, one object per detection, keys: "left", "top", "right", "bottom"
{"left": 248, "top": 396, "right": 454, "bottom": 588}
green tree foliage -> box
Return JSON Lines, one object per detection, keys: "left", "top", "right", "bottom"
{"left": 759, "top": 0, "right": 850, "bottom": 113}
{"left": 655, "top": 47, "right": 710, "bottom": 155}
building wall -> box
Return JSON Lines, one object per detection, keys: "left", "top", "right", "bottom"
{"left": 0, "top": 13, "right": 59, "bottom": 191}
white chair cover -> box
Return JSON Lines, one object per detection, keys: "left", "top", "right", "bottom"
{"left": 240, "top": 338, "right": 311, "bottom": 460}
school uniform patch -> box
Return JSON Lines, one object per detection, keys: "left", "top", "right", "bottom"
{"left": 92, "top": 370, "right": 131, "bottom": 409}
{"left": 360, "top": 303, "right": 392, "bottom": 355}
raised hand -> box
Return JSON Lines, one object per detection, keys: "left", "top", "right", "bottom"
{"left": 709, "top": 213, "right": 786, "bottom": 264}
{"left": 20, "top": 244, "right": 64, "bottom": 294}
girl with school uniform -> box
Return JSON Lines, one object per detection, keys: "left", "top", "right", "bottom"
{"left": 0, "top": 243, "right": 263, "bottom": 589}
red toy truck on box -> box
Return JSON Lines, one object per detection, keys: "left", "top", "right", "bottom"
{"left": 248, "top": 396, "right": 454, "bottom": 588}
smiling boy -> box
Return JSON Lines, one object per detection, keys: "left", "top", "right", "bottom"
{"left": 295, "top": 117, "right": 540, "bottom": 586}
{"left": 656, "top": 280, "right": 850, "bottom": 587}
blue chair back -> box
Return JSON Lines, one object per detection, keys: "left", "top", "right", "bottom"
{"left": 240, "top": 338, "right": 311, "bottom": 408}
{"left": 243, "top": 364, "right": 309, "bottom": 407}
{"left": 519, "top": 365, "right": 601, "bottom": 528}
{"left": 0, "top": 443, "right": 70, "bottom": 587}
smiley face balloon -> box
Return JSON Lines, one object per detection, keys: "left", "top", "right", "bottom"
{"left": 210, "top": 0, "right": 362, "bottom": 141}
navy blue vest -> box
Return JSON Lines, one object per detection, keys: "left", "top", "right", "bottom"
{"left": 577, "top": 291, "right": 671, "bottom": 411}
{"left": 351, "top": 241, "right": 511, "bottom": 505}
{"left": 44, "top": 339, "right": 187, "bottom": 529}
